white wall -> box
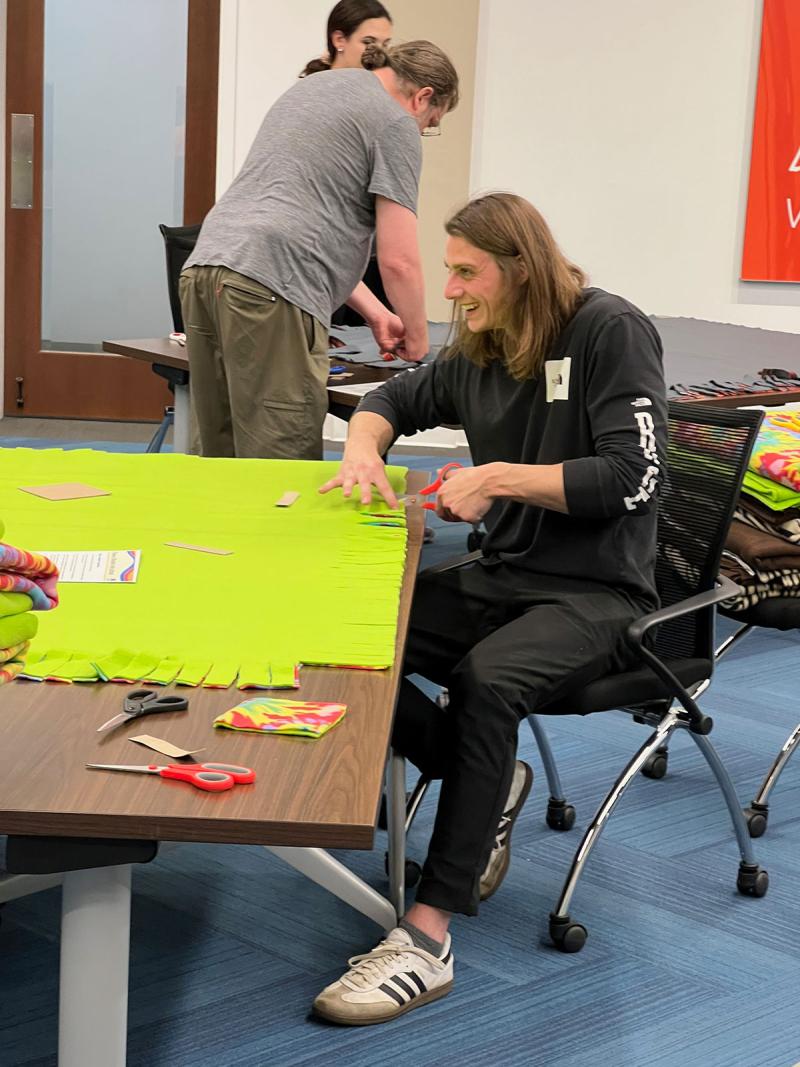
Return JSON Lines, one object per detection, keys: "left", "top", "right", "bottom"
{"left": 216, "top": 0, "right": 332, "bottom": 195}
{"left": 472, "top": 0, "right": 800, "bottom": 334}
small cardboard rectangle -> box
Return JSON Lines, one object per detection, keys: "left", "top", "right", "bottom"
{"left": 275, "top": 491, "right": 300, "bottom": 508}
{"left": 19, "top": 482, "right": 110, "bottom": 501}
{"left": 164, "top": 541, "right": 233, "bottom": 556}
{"left": 129, "top": 734, "right": 205, "bottom": 759}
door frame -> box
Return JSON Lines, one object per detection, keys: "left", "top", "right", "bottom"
{"left": 3, "top": 0, "right": 219, "bottom": 420}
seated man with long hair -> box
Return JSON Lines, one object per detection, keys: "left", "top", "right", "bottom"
{"left": 316, "top": 191, "right": 668, "bottom": 1025}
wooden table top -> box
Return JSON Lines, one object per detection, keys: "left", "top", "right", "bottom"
{"left": 103, "top": 337, "right": 189, "bottom": 370}
{"left": 0, "top": 474, "right": 425, "bottom": 851}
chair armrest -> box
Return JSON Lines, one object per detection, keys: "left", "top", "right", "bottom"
{"left": 627, "top": 574, "right": 742, "bottom": 649}
{"left": 422, "top": 549, "right": 482, "bottom": 575}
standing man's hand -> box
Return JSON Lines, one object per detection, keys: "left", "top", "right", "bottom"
{"left": 367, "top": 310, "right": 406, "bottom": 359}
{"left": 367, "top": 311, "right": 428, "bottom": 363}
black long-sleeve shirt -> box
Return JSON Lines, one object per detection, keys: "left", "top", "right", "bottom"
{"left": 358, "top": 288, "right": 669, "bottom": 609}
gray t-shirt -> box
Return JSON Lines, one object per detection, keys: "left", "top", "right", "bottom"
{"left": 185, "top": 69, "right": 421, "bottom": 325}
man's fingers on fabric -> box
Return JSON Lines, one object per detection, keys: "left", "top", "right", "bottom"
{"left": 378, "top": 480, "right": 399, "bottom": 508}
{"left": 318, "top": 475, "right": 344, "bottom": 495}
{"left": 358, "top": 477, "right": 374, "bottom": 506}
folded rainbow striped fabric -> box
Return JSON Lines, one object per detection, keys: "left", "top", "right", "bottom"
{"left": 0, "top": 640, "right": 31, "bottom": 685}
{"left": 749, "top": 410, "right": 800, "bottom": 493}
{"left": 0, "top": 542, "right": 59, "bottom": 610}
{"left": 213, "top": 697, "right": 347, "bottom": 738}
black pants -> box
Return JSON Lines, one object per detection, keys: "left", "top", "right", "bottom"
{"left": 392, "top": 559, "right": 641, "bottom": 917}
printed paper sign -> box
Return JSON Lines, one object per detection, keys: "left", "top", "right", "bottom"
{"left": 37, "top": 550, "right": 141, "bottom": 583}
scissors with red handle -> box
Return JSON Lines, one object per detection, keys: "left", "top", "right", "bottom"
{"left": 85, "top": 761, "right": 256, "bottom": 793}
{"left": 414, "top": 462, "right": 464, "bottom": 510}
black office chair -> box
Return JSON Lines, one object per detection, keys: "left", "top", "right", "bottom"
{"left": 388, "top": 402, "right": 769, "bottom": 951}
{"left": 331, "top": 254, "right": 391, "bottom": 328}
{"left": 148, "top": 223, "right": 200, "bottom": 453}
{"left": 159, "top": 222, "right": 201, "bottom": 334}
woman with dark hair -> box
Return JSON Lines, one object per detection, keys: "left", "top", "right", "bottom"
{"left": 300, "top": 1, "right": 392, "bottom": 77}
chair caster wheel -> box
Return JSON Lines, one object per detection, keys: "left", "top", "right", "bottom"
{"left": 743, "top": 804, "right": 768, "bottom": 839}
{"left": 383, "top": 854, "right": 423, "bottom": 888}
{"left": 641, "top": 748, "right": 668, "bottom": 780}
{"left": 549, "top": 913, "right": 587, "bottom": 953}
{"left": 466, "top": 530, "right": 484, "bottom": 551}
{"left": 545, "top": 799, "right": 576, "bottom": 831}
{"left": 737, "top": 863, "right": 769, "bottom": 897}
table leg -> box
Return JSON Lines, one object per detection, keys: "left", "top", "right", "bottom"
{"left": 385, "top": 749, "right": 406, "bottom": 919}
{"left": 172, "top": 382, "right": 190, "bottom": 454}
{"left": 59, "top": 865, "right": 131, "bottom": 1067}
{"left": 267, "top": 846, "right": 397, "bottom": 931}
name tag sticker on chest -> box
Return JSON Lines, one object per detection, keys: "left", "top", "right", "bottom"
{"left": 545, "top": 357, "right": 571, "bottom": 402}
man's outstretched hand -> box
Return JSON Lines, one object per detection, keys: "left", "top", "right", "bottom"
{"left": 318, "top": 447, "right": 399, "bottom": 509}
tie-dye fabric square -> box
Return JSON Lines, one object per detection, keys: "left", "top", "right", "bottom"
{"left": 213, "top": 697, "right": 346, "bottom": 738}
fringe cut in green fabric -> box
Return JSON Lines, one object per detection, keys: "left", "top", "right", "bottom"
{"left": 1, "top": 449, "right": 409, "bottom": 688}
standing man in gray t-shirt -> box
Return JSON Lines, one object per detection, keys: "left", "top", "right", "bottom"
{"left": 180, "top": 41, "right": 459, "bottom": 460}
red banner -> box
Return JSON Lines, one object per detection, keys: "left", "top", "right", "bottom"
{"left": 741, "top": 0, "right": 800, "bottom": 282}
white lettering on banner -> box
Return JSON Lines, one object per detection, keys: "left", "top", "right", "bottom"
{"left": 623, "top": 409, "right": 660, "bottom": 511}
{"left": 788, "top": 198, "right": 800, "bottom": 229}
{"left": 789, "top": 146, "right": 800, "bottom": 172}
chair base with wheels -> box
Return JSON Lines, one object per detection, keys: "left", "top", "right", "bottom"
{"left": 716, "top": 597, "right": 800, "bottom": 838}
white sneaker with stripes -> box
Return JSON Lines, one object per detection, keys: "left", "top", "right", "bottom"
{"left": 312, "top": 926, "right": 454, "bottom": 1025}
{"left": 479, "top": 760, "right": 533, "bottom": 901}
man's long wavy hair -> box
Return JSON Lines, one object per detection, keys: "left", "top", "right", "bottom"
{"left": 444, "top": 193, "right": 586, "bottom": 381}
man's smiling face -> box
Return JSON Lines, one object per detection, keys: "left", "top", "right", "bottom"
{"left": 443, "top": 235, "right": 511, "bottom": 333}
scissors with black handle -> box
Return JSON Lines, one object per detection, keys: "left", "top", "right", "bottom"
{"left": 96, "top": 688, "right": 189, "bottom": 733}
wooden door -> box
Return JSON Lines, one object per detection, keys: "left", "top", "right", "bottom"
{"left": 4, "top": 0, "right": 219, "bottom": 420}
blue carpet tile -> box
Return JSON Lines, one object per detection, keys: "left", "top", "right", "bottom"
{"left": 1, "top": 438, "right": 799, "bottom": 1065}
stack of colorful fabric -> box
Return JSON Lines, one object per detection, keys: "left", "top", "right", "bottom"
{"left": 721, "top": 410, "right": 800, "bottom": 610}
{"left": 0, "top": 521, "right": 58, "bottom": 683}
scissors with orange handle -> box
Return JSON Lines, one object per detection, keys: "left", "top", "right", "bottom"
{"left": 86, "top": 761, "right": 256, "bottom": 793}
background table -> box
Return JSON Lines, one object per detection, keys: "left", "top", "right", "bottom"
{"left": 0, "top": 472, "right": 425, "bottom": 1065}
{"left": 103, "top": 337, "right": 399, "bottom": 452}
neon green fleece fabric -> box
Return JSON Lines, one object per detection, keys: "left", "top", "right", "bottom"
{"left": 0, "top": 449, "right": 408, "bottom": 686}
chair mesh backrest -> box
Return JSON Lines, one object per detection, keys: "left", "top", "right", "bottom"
{"left": 653, "top": 402, "right": 764, "bottom": 660}
{"left": 158, "top": 222, "right": 201, "bottom": 333}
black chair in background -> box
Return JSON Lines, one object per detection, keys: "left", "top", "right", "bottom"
{"left": 149, "top": 223, "right": 200, "bottom": 452}
{"left": 159, "top": 222, "right": 201, "bottom": 334}
{"left": 331, "top": 255, "right": 392, "bottom": 327}
{"left": 386, "top": 403, "right": 770, "bottom": 952}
